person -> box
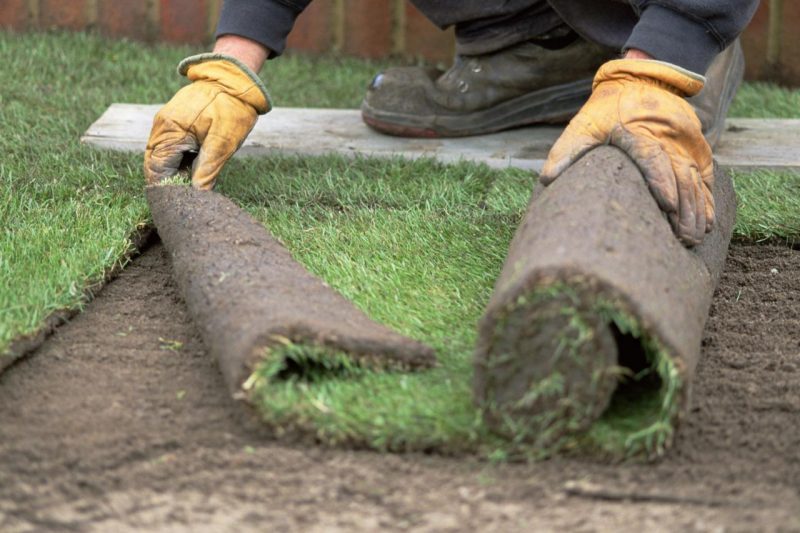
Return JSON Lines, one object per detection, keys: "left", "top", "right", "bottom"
{"left": 144, "top": 0, "right": 758, "bottom": 246}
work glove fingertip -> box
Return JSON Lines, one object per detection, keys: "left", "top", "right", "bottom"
{"left": 540, "top": 134, "right": 598, "bottom": 185}
{"left": 693, "top": 169, "right": 707, "bottom": 242}
{"left": 705, "top": 212, "right": 715, "bottom": 233}
{"left": 539, "top": 157, "right": 569, "bottom": 185}
{"left": 144, "top": 137, "right": 199, "bottom": 186}
{"left": 143, "top": 151, "right": 175, "bottom": 186}
{"left": 190, "top": 134, "right": 240, "bottom": 190}
{"left": 617, "top": 132, "right": 680, "bottom": 216}
{"left": 190, "top": 158, "right": 223, "bottom": 191}
{"left": 701, "top": 164, "right": 716, "bottom": 232}
{"left": 670, "top": 212, "right": 701, "bottom": 247}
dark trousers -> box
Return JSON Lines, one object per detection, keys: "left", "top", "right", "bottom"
{"left": 409, "top": 0, "right": 637, "bottom": 56}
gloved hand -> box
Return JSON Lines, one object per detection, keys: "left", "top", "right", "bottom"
{"left": 541, "top": 59, "right": 713, "bottom": 246}
{"left": 144, "top": 54, "right": 271, "bottom": 190}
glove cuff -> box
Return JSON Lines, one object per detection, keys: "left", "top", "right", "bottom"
{"left": 594, "top": 59, "right": 705, "bottom": 97}
{"left": 177, "top": 53, "right": 272, "bottom": 114}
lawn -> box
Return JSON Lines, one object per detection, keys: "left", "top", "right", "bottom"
{"left": 2, "top": 30, "right": 799, "bottom": 458}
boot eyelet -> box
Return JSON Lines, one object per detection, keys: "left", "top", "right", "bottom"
{"left": 458, "top": 80, "right": 469, "bottom": 93}
{"left": 471, "top": 62, "right": 482, "bottom": 73}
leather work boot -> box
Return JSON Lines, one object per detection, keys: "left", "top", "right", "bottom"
{"left": 361, "top": 38, "right": 615, "bottom": 138}
{"left": 689, "top": 38, "right": 745, "bottom": 148}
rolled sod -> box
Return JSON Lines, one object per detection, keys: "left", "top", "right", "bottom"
{"left": 146, "top": 185, "right": 435, "bottom": 397}
{"left": 473, "top": 146, "right": 736, "bottom": 455}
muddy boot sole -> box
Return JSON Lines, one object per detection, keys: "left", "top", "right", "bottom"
{"left": 361, "top": 78, "right": 593, "bottom": 138}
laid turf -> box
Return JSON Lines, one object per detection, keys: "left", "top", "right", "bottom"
{"left": 2, "top": 30, "right": 799, "bottom": 458}
{"left": 0, "top": 30, "right": 391, "bottom": 357}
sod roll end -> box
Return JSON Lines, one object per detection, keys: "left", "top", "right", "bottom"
{"left": 474, "top": 147, "right": 736, "bottom": 456}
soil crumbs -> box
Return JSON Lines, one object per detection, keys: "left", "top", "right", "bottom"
{"left": 0, "top": 242, "right": 799, "bottom": 533}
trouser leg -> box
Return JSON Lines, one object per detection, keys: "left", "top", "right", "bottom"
{"left": 408, "top": 0, "right": 571, "bottom": 55}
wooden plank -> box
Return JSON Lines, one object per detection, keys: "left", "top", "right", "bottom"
{"left": 81, "top": 103, "right": 800, "bottom": 173}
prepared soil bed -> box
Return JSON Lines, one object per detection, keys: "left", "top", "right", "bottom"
{"left": 0, "top": 242, "right": 798, "bottom": 532}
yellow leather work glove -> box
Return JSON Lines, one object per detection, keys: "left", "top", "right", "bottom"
{"left": 541, "top": 59, "right": 713, "bottom": 246}
{"left": 144, "top": 54, "right": 271, "bottom": 190}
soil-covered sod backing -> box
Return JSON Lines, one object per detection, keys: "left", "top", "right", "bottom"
{"left": 474, "top": 148, "right": 735, "bottom": 457}
{"left": 1, "top": 241, "right": 798, "bottom": 531}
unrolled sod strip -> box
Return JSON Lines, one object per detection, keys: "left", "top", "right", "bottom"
{"left": 147, "top": 185, "right": 436, "bottom": 397}
{"left": 474, "top": 146, "right": 735, "bottom": 456}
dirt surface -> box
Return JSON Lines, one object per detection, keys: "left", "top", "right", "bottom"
{"left": 1, "top": 242, "right": 799, "bottom": 532}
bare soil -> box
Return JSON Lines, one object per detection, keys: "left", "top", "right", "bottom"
{"left": 1, "top": 241, "right": 799, "bottom": 532}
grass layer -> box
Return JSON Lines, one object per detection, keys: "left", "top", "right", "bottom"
{"left": 0, "top": 30, "right": 392, "bottom": 357}
{"left": 2, "top": 30, "right": 800, "bottom": 458}
{"left": 245, "top": 279, "right": 680, "bottom": 459}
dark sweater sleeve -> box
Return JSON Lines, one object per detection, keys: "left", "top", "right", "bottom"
{"left": 625, "top": 1, "right": 759, "bottom": 73}
{"left": 215, "top": 0, "right": 314, "bottom": 58}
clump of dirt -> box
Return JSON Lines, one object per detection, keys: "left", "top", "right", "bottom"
{"left": 0, "top": 242, "right": 798, "bottom": 532}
